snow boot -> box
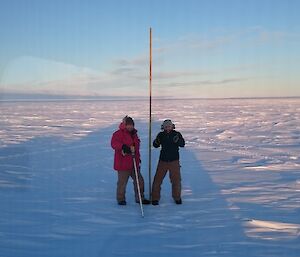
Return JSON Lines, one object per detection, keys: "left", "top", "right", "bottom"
{"left": 152, "top": 200, "right": 159, "bottom": 206}
{"left": 175, "top": 199, "right": 182, "bottom": 205}
{"left": 136, "top": 199, "right": 151, "bottom": 205}
{"left": 118, "top": 200, "right": 127, "bottom": 205}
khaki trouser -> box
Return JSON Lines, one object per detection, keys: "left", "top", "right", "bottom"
{"left": 116, "top": 170, "right": 145, "bottom": 202}
{"left": 152, "top": 160, "right": 181, "bottom": 201}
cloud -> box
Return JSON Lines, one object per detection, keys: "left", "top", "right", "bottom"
{"left": 239, "top": 27, "right": 300, "bottom": 47}
{"left": 151, "top": 32, "right": 241, "bottom": 56}
{"left": 0, "top": 52, "right": 253, "bottom": 97}
{"left": 178, "top": 35, "right": 235, "bottom": 50}
{"left": 112, "top": 53, "right": 151, "bottom": 68}
{"left": 153, "top": 27, "right": 300, "bottom": 56}
{"left": 5, "top": 26, "right": 292, "bottom": 97}
{"left": 159, "top": 77, "right": 250, "bottom": 88}
{"left": 154, "top": 70, "right": 213, "bottom": 80}
{"left": 110, "top": 67, "right": 136, "bottom": 75}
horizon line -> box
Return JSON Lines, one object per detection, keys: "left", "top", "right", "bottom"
{"left": 1, "top": 95, "right": 300, "bottom": 103}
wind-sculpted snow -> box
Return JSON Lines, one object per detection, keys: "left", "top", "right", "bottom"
{"left": 0, "top": 98, "right": 299, "bottom": 256}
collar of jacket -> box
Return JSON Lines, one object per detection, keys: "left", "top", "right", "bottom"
{"left": 118, "top": 122, "right": 137, "bottom": 135}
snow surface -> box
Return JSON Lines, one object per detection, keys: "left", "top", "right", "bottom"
{"left": 0, "top": 98, "right": 299, "bottom": 257}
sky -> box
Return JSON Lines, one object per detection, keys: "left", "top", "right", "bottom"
{"left": 0, "top": 0, "right": 299, "bottom": 99}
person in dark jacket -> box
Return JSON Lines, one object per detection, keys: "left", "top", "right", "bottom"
{"left": 111, "top": 116, "right": 150, "bottom": 205}
{"left": 152, "top": 119, "right": 185, "bottom": 205}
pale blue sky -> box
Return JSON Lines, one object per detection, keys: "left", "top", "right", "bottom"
{"left": 0, "top": 0, "right": 299, "bottom": 98}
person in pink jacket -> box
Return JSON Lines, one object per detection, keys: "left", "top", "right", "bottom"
{"left": 111, "top": 116, "right": 150, "bottom": 205}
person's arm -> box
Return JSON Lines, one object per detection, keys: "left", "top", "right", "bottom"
{"left": 111, "top": 131, "right": 132, "bottom": 154}
{"left": 111, "top": 131, "right": 123, "bottom": 150}
{"left": 178, "top": 132, "right": 185, "bottom": 147}
{"left": 153, "top": 133, "right": 161, "bottom": 148}
{"left": 173, "top": 132, "right": 185, "bottom": 147}
{"left": 133, "top": 134, "right": 141, "bottom": 154}
{"left": 133, "top": 134, "right": 141, "bottom": 162}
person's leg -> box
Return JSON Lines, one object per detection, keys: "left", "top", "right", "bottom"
{"left": 116, "top": 171, "right": 130, "bottom": 202}
{"left": 169, "top": 160, "right": 182, "bottom": 201}
{"left": 152, "top": 161, "right": 168, "bottom": 202}
{"left": 130, "top": 169, "right": 145, "bottom": 202}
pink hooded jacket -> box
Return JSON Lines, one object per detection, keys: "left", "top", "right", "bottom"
{"left": 111, "top": 122, "right": 141, "bottom": 171}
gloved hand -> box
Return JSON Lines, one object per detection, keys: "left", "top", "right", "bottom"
{"left": 173, "top": 133, "right": 180, "bottom": 143}
{"left": 154, "top": 137, "right": 160, "bottom": 145}
{"left": 173, "top": 132, "right": 185, "bottom": 147}
{"left": 122, "top": 144, "right": 131, "bottom": 154}
{"left": 153, "top": 134, "right": 161, "bottom": 148}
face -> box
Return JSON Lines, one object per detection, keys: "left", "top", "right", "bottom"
{"left": 125, "top": 123, "right": 134, "bottom": 132}
{"left": 164, "top": 124, "right": 173, "bottom": 133}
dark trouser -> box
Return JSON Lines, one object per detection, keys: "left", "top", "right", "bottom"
{"left": 152, "top": 160, "right": 181, "bottom": 201}
{"left": 116, "top": 170, "right": 145, "bottom": 202}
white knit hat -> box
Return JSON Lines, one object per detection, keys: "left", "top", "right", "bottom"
{"left": 161, "top": 119, "right": 175, "bottom": 129}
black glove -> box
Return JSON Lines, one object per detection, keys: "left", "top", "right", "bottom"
{"left": 154, "top": 137, "right": 160, "bottom": 145}
{"left": 173, "top": 133, "right": 180, "bottom": 143}
{"left": 153, "top": 136, "right": 161, "bottom": 147}
{"left": 122, "top": 144, "right": 131, "bottom": 154}
{"left": 174, "top": 132, "right": 185, "bottom": 147}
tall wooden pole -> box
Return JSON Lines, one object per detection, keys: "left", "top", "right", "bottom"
{"left": 148, "top": 27, "right": 152, "bottom": 199}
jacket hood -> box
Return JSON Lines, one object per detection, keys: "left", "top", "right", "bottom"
{"left": 119, "top": 122, "right": 137, "bottom": 134}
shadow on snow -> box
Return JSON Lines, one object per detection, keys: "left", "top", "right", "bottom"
{"left": 0, "top": 121, "right": 266, "bottom": 257}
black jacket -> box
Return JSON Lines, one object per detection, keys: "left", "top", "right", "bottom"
{"left": 153, "top": 130, "right": 185, "bottom": 162}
